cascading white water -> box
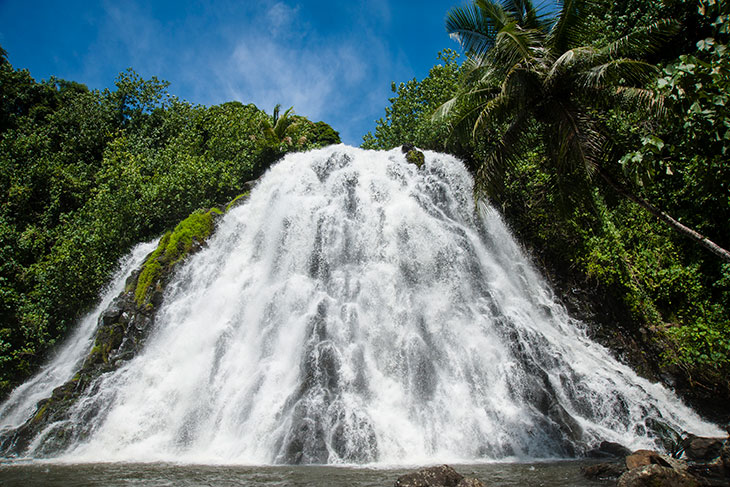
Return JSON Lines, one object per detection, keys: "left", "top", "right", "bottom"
{"left": 0, "top": 240, "right": 157, "bottom": 431}
{"left": 3, "top": 146, "right": 722, "bottom": 464}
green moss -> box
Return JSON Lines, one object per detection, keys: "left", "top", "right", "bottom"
{"left": 134, "top": 232, "right": 169, "bottom": 307}
{"left": 86, "top": 323, "right": 124, "bottom": 364}
{"left": 406, "top": 149, "right": 425, "bottom": 168}
{"left": 163, "top": 208, "right": 218, "bottom": 264}
{"left": 134, "top": 207, "right": 221, "bottom": 307}
{"left": 32, "top": 402, "right": 49, "bottom": 424}
{"left": 225, "top": 192, "right": 250, "bottom": 212}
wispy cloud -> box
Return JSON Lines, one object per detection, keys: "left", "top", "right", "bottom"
{"left": 54, "top": 0, "right": 426, "bottom": 145}
{"left": 265, "top": 2, "right": 302, "bottom": 37}
{"left": 214, "top": 1, "right": 395, "bottom": 144}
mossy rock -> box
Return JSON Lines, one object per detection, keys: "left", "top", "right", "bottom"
{"left": 401, "top": 144, "right": 425, "bottom": 169}
{"left": 406, "top": 149, "right": 425, "bottom": 168}
{"left": 134, "top": 207, "right": 221, "bottom": 307}
{"left": 85, "top": 322, "right": 125, "bottom": 366}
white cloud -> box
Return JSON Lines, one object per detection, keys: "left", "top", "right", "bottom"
{"left": 225, "top": 38, "right": 369, "bottom": 119}
{"left": 266, "top": 2, "right": 301, "bottom": 36}
{"left": 215, "top": 2, "right": 392, "bottom": 143}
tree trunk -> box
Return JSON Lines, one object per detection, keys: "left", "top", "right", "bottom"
{"left": 595, "top": 166, "right": 730, "bottom": 263}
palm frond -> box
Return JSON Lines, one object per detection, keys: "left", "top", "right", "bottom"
{"left": 461, "top": 55, "right": 498, "bottom": 86}
{"left": 599, "top": 19, "right": 679, "bottom": 59}
{"left": 490, "top": 23, "right": 544, "bottom": 73}
{"left": 446, "top": 2, "right": 506, "bottom": 57}
{"left": 548, "top": 0, "right": 590, "bottom": 53}
{"left": 475, "top": 110, "right": 533, "bottom": 196}
{"left": 546, "top": 46, "right": 594, "bottom": 80}
{"left": 542, "top": 98, "right": 606, "bottom": 176}
{"left": 612, "top": 86, "right": 667, "bottom": 119}
{"left": 577, "top": 59, "right": 658, "bottom": 89}
{"left": 432, "top": 96, "right": 460, "bottom": 122}
{"left": 502, "top": 0, "right": 553, "bottom": 30}
{"left": 501, "top": 66, "right": 542, "bottom": 111}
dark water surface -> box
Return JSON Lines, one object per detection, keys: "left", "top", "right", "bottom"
{"left": 0, "top": 461, "right": 610, "bottom": 486}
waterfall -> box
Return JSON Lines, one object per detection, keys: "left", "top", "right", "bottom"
{"left": 0, "top": 146, "right": 721, "bottom": 464}
{"left": 0, "top": 240, "right": 157, "bottom": 431}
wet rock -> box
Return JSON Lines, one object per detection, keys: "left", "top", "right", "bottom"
{"left": 99, "top": 298, "right": 125, "bottom": 327}
{"left": 617, "top": 463, "right": 699, "bottom": 487}
{"left": 681, "top": 435, "right": 725, "bottom": 462}
{"left": 581, "top": 462, "right": 627, "bottom": 480}
{"left": 394, "top": 465, "right": 485, "bottom": 487}
{"left": 646, "top": 417, "right": 683, "bottom": 455}
{"left": 626, "top": 449, "right": 664, "bottom": 470}
{"left": 686, "top": 460, "right": 725, "bottom": 482}
{"left": 625, "top": 449, "right": 690, "bottom": 472}
{"left": 586, "top": 440, "right": 632, "bottom": 458}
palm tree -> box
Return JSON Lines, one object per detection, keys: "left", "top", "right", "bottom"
{"left": 438, "top": 0, "right": 730, "bottom": 263}
{"left": 261, "top": 104, "right": 304, "bottom": 146}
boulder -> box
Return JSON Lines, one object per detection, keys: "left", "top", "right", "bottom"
{"left": 617, "top": 464, "right": 699, "bottom": 487}
{"left": 626, "top": 450, "right": 663, "bottom": 470}
{"left": 645, "top": 417, "right": 683, "bottom": 456}
{"left": 586, "top": 441, "right": 632, "bottom": 458}
{"left": 394, "top": 465, "right": 486, "bottom": 487}
{"left": 682, "top": 435, "right": 725, "bottom": 462}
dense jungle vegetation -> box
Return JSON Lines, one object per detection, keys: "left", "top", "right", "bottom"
{"left": 364, "top": 0, "right": 730, "bottom": 415}
{"left": 1, "top": 0, "right": 729, "bottom": 419}
{"left": 0, "top": 48, "right": 340, "bottom": 396}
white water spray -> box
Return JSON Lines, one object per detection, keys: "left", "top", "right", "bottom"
{"left": 2, "top": 146, "right": 722, "bottom": 464}
{"left": 0, "top": 240, "right": 157, "bottom": 431}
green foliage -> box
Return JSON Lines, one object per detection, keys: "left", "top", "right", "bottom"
{"left": 308, "top": 121, "right": 341, "bottom": 146}
{"left": 362, "top": 50, "right": 463, "bottom": 151}
{"left": 610, "top": 3, "right": 730, "bottom": 371}
{"left": 257, "top": 105, "right": 341, "bottom": 161}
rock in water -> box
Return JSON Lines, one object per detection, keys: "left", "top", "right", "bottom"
{"left": 586, "top": 441, "right": 632, "bottom": 458}
{"left": 394, "top": 465, "right": 485, "bottom": 487}
{"left": 617, "top": 464, "right": 699, "bottom": 487}
{"left": 682, "top": 436, "right": 725, "bottom": 461}
{"left": 626, "top": 450, "right": 664, "bottom": 470}
{"left": 581, "top": 462, "right": 627, "bottom": 480}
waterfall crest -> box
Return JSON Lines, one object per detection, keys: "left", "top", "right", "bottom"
{"left": 1, "top": 146, "right": 721, "bottom": 464}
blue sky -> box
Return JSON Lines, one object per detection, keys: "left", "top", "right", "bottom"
{"left": 0, "top": 0, "right": 469, "bottom": 145}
